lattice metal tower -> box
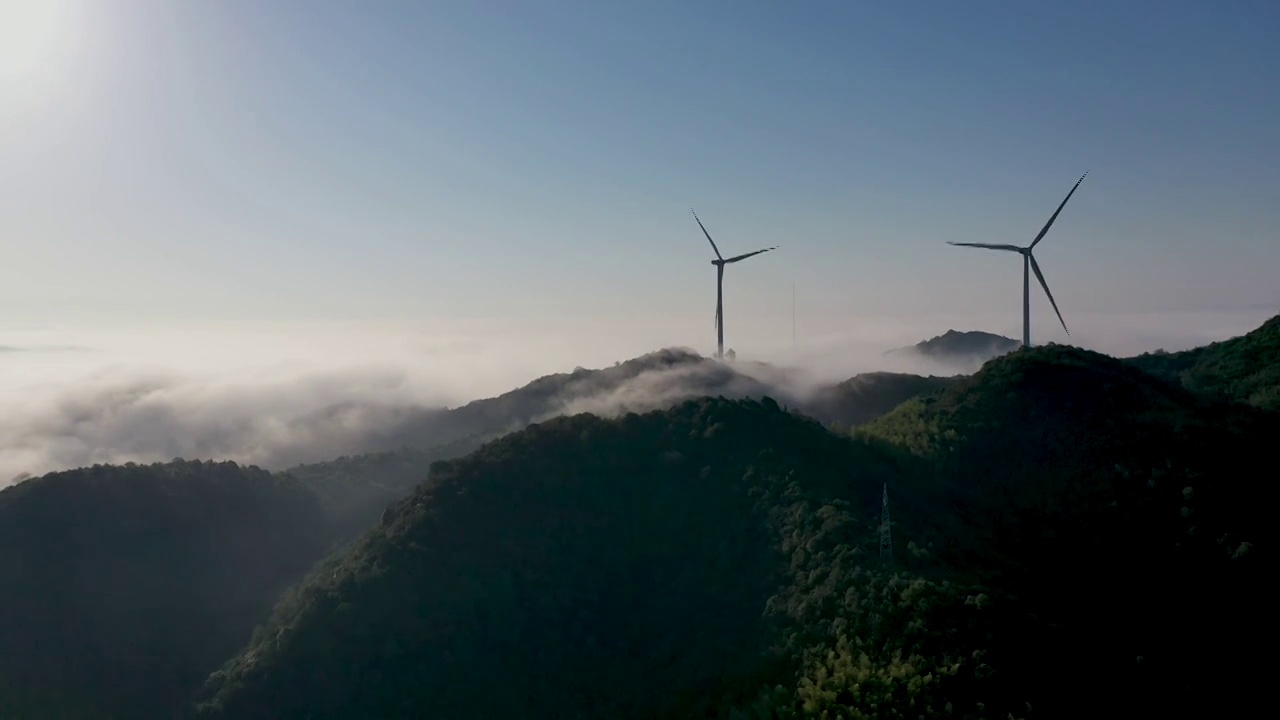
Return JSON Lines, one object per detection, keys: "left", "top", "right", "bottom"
{"left": 880, "top": 483, "right": 893, "bottom": 564}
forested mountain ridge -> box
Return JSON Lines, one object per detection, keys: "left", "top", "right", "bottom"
{"left": 268, "top": 312, "right": 1279, "bottom": 548}
{"left": 859, "top": 344, "right": 1268, "bottom": 716}
{"left": 2, "top": 319, "right": 1274, "bottom": 718}
{"left": 348, "top": 348, "right": 794, "bottom": 455}
{"left": 0, "top": 460, "right": 336, "bottom": 720}
{"left": 283, "top": 446, "right": 455, "bottom": 542}
{"left": 274, "top": 349, "right": 799, "bottom": 533}
{"left": 285, "top": 307, "right": 1279, "bottom": 547}
{"left": 194, "top": 398, "right": 1007, "bottom": 719}
{"left": 806, "top": 371, "right": 959, "bottom": 430}
{"left": 196, "top": 342, "right": 1270, "bottom": 718}
{"left": 275, "top": 351, "right": 953, "bottom": 535}
{"left": 1126, "top": 312, "right": 1280, "bottom": 409}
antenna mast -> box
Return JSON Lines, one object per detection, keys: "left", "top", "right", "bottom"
{"left": 880, "top": 483, "right": 893, "bottom": 564}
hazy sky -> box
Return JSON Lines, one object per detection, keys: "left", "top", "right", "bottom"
{"left": 2, "top": 0, "right": 1279, "bottom": 482}
{"left": 3, "top": 0, "right": 1278, "bottom": 349}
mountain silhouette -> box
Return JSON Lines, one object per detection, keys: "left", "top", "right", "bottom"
{"left": 3, "top": 316, "right": 1276, "bottom": 718}
{"left": 887, "top": 329, "right": 1021, "bottom": 372}
{"left": 197, "top": 332, "right": 1271, "bottom": 719}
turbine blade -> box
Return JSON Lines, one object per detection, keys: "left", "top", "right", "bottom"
{"left": 1029, "top": 171, "right": 1087, "bottom": 249}
{"left": 723, "top": 247, "right": 778, "bottom": 263}
{"left": 692, "top": 209, "right": 723, "bottom": 260}
{"left": 1029, "top": 254, "right": 1069, "bottom": 336}
{"left": 947, "top": 242, "right": 1023, "bottom": 252}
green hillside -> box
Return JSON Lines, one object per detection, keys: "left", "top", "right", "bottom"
{"left": 808, "top": 371, "right": 959, "bottom": 430}
{"left": 196, "top": 399, "right": 1009, "bottom": 719}
{"left": 860, "top": 345, "right": 1269, "bottom": 716}
{"left": 1127, "top": 312, "right": 1280, "bottom": 409}
{"left": 0, "top": 461, "right": 335, "bottom": 719}
{"left": 351, "top": 348, "right": 791, "bottom": 456}
{"left": 284, "top": 446, "right": 461, "bottom": 541}
{"left": 277, "top": 349, "right": 798, "bottom": 535}
{"left": 2, "top": 327, "right": 1272, "bottom": 719}
{"left": 276, "top": 355, "right": 948, "bottom": 537}
{"left": 196, "top": 345, "right": 1270, "bottom": 719}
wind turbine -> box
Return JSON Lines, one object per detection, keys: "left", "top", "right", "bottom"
{"left": 948, "top": 172, "right": 1087, "bottom": 348}
{"left": 692, "top": 209, "right": 778, "bottom": 360}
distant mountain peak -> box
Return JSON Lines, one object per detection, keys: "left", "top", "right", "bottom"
{"left": 887, "top": 329, "right": 1020, "bottom": 366}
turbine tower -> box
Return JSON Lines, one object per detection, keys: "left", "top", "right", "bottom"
{"left": 692, "top": 209, "right": 778, "bottom": 359}
{"left": 948, "top": 172, "right": 1087, "bottom": 348}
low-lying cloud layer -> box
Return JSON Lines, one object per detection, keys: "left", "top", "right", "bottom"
{"left": 1, "top": 367, "right": 436, "bottom": 483}
{"left": 0, "top": 346, "right": 894, "bottom": 485}
{"left": 2, "top": 308, "right": 1271, "bottom": 487}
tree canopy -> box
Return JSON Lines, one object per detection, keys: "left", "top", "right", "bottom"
{"left": 199, "top": 342, "right": 1271, "bottom": 718}
{"left": 1127, "top": 312, "right": 1280, "bottom": 409}
{"left": 0, "top": 460, "right": 335, "bottom": 719}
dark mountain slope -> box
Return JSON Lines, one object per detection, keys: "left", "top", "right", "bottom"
{"left": 7, "top": 333, "right": 1272, "bottom": 718}
{"left": 861, "top": 345, "right": 1270, "bottom": 717}
{"left": 1127, "top": 312, "right": 1280, "bottom": 409}
{"left": 199, "top": 343, "right": 1274, "bottom": 719}
{"left": 196, "top": 400, "right": 1006, "bottom": 719}
{"left": 284, "top": 447, "right": 449, "bottom": 541}
{"left": 0, "top": 460, "right": 334, "bottom": 720}
{"left": 807, "top": 371, "right": 959, "bottom": 429}
{"left": 195, "top": 341, "right": 1269, "bottom": 718}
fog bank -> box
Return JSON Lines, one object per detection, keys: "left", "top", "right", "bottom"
{"left": 2, "top": 308, "right": 1270, "bottom": 486}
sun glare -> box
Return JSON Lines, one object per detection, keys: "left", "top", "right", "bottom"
{"left": 0, "top": 0, "right": 75, "bottom": 78}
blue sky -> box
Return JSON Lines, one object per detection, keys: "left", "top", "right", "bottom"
{"left": 2, "top": 0, "right": 1278, "bottom": 351}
